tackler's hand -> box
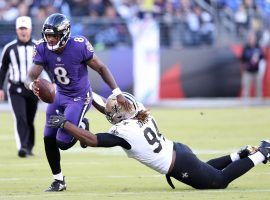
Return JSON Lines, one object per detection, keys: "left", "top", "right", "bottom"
{"left": 116, "top": 94, "right": 133, "bottom": 112}
{"left": 48, "top": 113, "right": 67, "bottom": 129}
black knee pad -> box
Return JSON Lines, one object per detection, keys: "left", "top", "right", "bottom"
{"left": 56, "top": 139, "right": 77, "bottom": 150}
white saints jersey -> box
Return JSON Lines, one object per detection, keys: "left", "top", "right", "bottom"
{"left": 108, "top": 116, "right": 174, "bottom": 174}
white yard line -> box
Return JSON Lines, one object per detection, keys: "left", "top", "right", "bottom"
{"left": 1, "top": 172, "right": 270, "bottom": 182}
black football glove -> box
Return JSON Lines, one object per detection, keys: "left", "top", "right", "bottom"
{"left": 48, "top": 113, "right": 67, "bottom": 129}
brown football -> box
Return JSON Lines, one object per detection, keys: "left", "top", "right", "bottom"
{"left": 36, "top": 78, "right": 55, "bottom": 103}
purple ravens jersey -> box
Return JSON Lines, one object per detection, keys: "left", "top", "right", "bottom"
{"left": 33, "top": 36, "right": 94, "bottom": 97}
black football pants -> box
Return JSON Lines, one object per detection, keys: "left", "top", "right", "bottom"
{"left": 8, "top": 83, "right": 38, "bottom": 153}
{"left": 168, "top": 142, "right": 254, "bottom": 189}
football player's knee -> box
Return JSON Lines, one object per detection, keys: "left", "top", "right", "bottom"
{"left": 193, "top": 179, "right": 228, "bottom": 189}
{"left": 219, "top": 182, "right": 228, "bottom": 189}
{"left": 217, "top": 177, "right": 229, "bottom": 189}
{"left": 56, "top": 140, "right": 76, "bottom": 150}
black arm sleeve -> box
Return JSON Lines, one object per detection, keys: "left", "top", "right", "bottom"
{"left": 96, "top": 133, "right": 131, "bottom": 150}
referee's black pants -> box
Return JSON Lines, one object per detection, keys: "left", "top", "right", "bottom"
{"left": 8, "top": 83, "right": 38, "bottom": 153}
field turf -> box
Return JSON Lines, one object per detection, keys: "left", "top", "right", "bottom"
{"left": 0, "top": 106, "right": 270, "bottom": 200}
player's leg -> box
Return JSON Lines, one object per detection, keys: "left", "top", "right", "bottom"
{"left": 169, "top": 142, "right": 268, "bottom": 189}
{"left": 242, "top": 71, "right": 252, "bottom": 98}
{"left": 220, "top": 140, "right": 270, "bottom": 186}
{"left": 43, "top": 95, "right": 66, "bottom": 192}
{"left": 206, "top": 155, "right": 232, "bottom": 170}
{"left": 44, "top": 134, "right": 65, "bottom": 192}
{"left": 254, "top": 73, "right": 263, "bottom": 98}
{"left": 207, "top": 145, "right": 257, "bottom": 170}
{"left": 25, "top": 90, "right": 39, "bottom": 155}
{"left": 44, "top": 93, "right": 91, "bottom": 192}
{"left": 210, "top": 142, "right": 265, "bottom": 188}
{"left": 170, "top": 149, "right": 240, "bottom": 189}
{"left": 169, "top": 143, "right": 226, "bottom": 189}
{"left": 8, "top": 85, "right": 30, "bottom": 157}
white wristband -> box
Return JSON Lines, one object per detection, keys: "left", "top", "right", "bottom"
{"left": 29, "top": 82, "right": 34, "bottom": 91}
{"left": 112, "top": 87, "right": 122, "bottom": 96}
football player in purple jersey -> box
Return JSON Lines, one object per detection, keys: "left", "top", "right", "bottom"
{"left": 25, "top": 13, "right": 131, "bottom": 192}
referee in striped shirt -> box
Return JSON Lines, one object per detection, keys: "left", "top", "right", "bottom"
{"left": 0, "top": 16, "right": 39, "bottom": 158}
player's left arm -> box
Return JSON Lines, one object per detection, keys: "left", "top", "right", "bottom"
{"left": 86, "top": 55, "right": 132, "bottom": 111}
{"left": 87, "top": 54, "right": 117, "bottom": 90}
{"left": 48, "top": 113, "right": 130, "bottom": 149}
{"left": 62, "top": 120, "right": 99, "bottom": 147}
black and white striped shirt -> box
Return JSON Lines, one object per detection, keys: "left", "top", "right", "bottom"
{"left": 0, "top": 39, "right": 35, "bottom": 89}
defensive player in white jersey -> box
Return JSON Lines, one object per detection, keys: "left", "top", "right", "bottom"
{"left": 48, "top": 92, "right": 270, "bottom": 189}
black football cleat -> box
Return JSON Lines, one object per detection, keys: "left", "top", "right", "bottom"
{"left": 18, "top": 148, "right": 28, "bottom": 158}
{"left": 79, "top": 118, "right": 89, "bottom": 148}
{"left": 45, "top": 178, "right": 66, "bottom": 192}
{"left": 237, "top": 145, "right": 258, "bottom": 159}
{"left": 258, "top": 140, "right": 270, "bottom": 164}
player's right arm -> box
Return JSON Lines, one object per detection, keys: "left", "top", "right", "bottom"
{"left": 25, "top": 41, "right": 45, "bottom": 95}
{"left": 25, "top": 64, "right": 44, "bottom": 96}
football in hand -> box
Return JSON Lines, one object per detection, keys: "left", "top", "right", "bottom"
{"left": 36, "top": 78, "right": 55, "bottom": 103}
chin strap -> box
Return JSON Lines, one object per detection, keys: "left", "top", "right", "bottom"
{"left": 47, "top": 42, "right": 60, "bottom": 51}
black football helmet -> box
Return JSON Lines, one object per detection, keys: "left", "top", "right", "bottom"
{"left": 42, "top": 13, "right": 70, "bottom": 51}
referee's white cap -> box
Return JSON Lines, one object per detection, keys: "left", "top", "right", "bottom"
{"left": 16, "top": 16, "right": 32, "bottom": 29}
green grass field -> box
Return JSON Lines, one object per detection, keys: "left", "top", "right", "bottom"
{"left": 0, "top": 106, "right": 270, "bottom": 200}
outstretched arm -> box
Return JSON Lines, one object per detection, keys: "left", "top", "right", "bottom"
{"left": 48, "top": 113, "right": 130, "bottom": 149}
{"left": 48, "top": 113, "right": 98, "bottom": 146}
{"left": 87, "top": 54, "right": 118, "bottom": 91}
{"left": 63, "top": 120, "right": 99, "bottom": 147}
{"left": 87, "top": 54, "right": 132, "bottom": 111}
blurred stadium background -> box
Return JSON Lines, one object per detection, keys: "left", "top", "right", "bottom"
{"left": 0, "top": 0, "right": 270, "bottom": 106}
